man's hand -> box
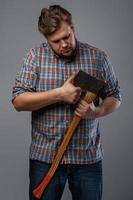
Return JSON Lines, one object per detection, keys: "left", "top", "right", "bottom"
{"left": 59, "top": 75, "right": 81, "bottom": 104}
{"left": 74, "top": 96, "right": 121, "bottom": 119}
{"left": 74, "top": 100, "right": 98, "bottom": 119}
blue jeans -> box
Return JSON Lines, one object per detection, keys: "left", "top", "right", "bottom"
{"left": 29, "top": 159, "right": 103, "bottom": 200}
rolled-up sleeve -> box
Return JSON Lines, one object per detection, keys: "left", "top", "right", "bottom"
{"left": 12, "top": 48, "right": 37, "bottom": 101}
{"left": 100, "top": 52, "right": 122, "bottom": 102}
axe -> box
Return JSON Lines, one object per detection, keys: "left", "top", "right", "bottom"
{"left": 32, "top": 70, "right": 105, "bottom": 199}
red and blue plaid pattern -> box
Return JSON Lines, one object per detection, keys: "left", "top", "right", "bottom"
{"left": 12, "top": 41, "right": 121, "bottom": 164}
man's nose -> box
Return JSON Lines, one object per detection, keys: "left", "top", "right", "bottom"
{"left": 61, "top": 40, "right": 67, "bottom": 48}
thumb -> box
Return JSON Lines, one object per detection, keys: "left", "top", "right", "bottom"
{"left": 65, "top": 75, "right": 76, "bottom": 84}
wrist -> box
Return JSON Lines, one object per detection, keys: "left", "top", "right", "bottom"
{"left": 94, "top": 106, "right": 105, "bottom": 118}
{"left": 55, "top": 87, "right": 64, "bottom": 101}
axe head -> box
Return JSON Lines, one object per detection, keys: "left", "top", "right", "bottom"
{"left": 74, "top": 70, "right": 105, "bottom": 94}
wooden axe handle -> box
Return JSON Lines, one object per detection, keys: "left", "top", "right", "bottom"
{"left": 32, "top": 91, "right": 97, "bottom": 199}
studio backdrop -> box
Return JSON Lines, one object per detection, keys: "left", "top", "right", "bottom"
{"left": 0, "top": 0, "right": 132, "bottom": 199}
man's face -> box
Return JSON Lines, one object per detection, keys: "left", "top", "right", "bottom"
{"left": 47, "top": 22, "right": 76, "bottom": 58}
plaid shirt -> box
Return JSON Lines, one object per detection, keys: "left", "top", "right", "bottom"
{"left": 12, "top": 41, "right": 121, "bottom": 164}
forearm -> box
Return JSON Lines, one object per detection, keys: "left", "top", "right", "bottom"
{"left": 13, "top": 88, "right": 62, "bottom": 111}
{"left": 75, "top": 96, "right": 121, "bottom": 119}
{"left": 13, "top": 75, "right": 81, "bottom": 112}
{"left": 13, "top": 76, "right": 81, "bottom": 111}
{"left": 95, "top": 96, "right": 121, "bottom": 118}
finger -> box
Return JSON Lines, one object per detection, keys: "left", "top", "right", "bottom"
{"left": 73, "top": 97, "right": 80, "bottom": 104}
{"left": 75, "top": 108, "right": 83, "bottom": 114}
{"left": 80, "top": 99, "right": 89, "bottom": 105}
{"left": 65, "top": 75, "right": 75, "bottom": 83}
{"left": 74, "top": 110, "right": 82, "bottom": 117}
{"left": 76, "top": 103, "right": 85, "bottom": 110}
{"left": 77, "top": 100, "right": 88, "bottom": 108}
{"left": 75, "top": 91, "right": 81, "bottom": 100}
{"left": 76, "top": 87, "right": 81, "bottom": 92}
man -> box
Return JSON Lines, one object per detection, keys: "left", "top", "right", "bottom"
{"left": 12, "top": 5, "right": 121, "bottom": 200}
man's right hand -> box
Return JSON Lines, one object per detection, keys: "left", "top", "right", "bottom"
{"left": 59, "top": 75, "right": 81, "bottom": 104}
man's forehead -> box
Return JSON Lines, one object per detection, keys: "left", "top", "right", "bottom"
{"left": 48, "top": 23, "right": 72, "bottom": 41}
{"left": 51, "top": 31, "right": 71, "bottom": 41}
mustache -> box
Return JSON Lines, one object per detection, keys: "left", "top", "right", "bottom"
{"left": 52, "top": 47, "right": 74, "bottom": 57}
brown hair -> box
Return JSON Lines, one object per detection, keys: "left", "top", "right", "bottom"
{"left": 38, "top": 5, "right": 73, "bottom": 37}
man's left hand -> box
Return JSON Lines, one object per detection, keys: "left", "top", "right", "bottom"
{"left": 74, "top": 100, "right": 97, "bottom": 119}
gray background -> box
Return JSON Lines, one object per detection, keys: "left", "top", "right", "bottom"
{"left": 0, "top": 0, "right": 132, "bottom": 199}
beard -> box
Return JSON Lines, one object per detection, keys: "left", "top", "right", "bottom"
{"left": 52, "top": 45, "right": 77, "bottom": 60}
{"left": 56, "top": 49, "right": 74, "bottom": 58}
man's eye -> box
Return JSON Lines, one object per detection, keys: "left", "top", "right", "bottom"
{"left": 53, "top": 40, "right": 60, "bottom": 44}
{"left": 64, "top": 34, "right": 70, "bottom": 40}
